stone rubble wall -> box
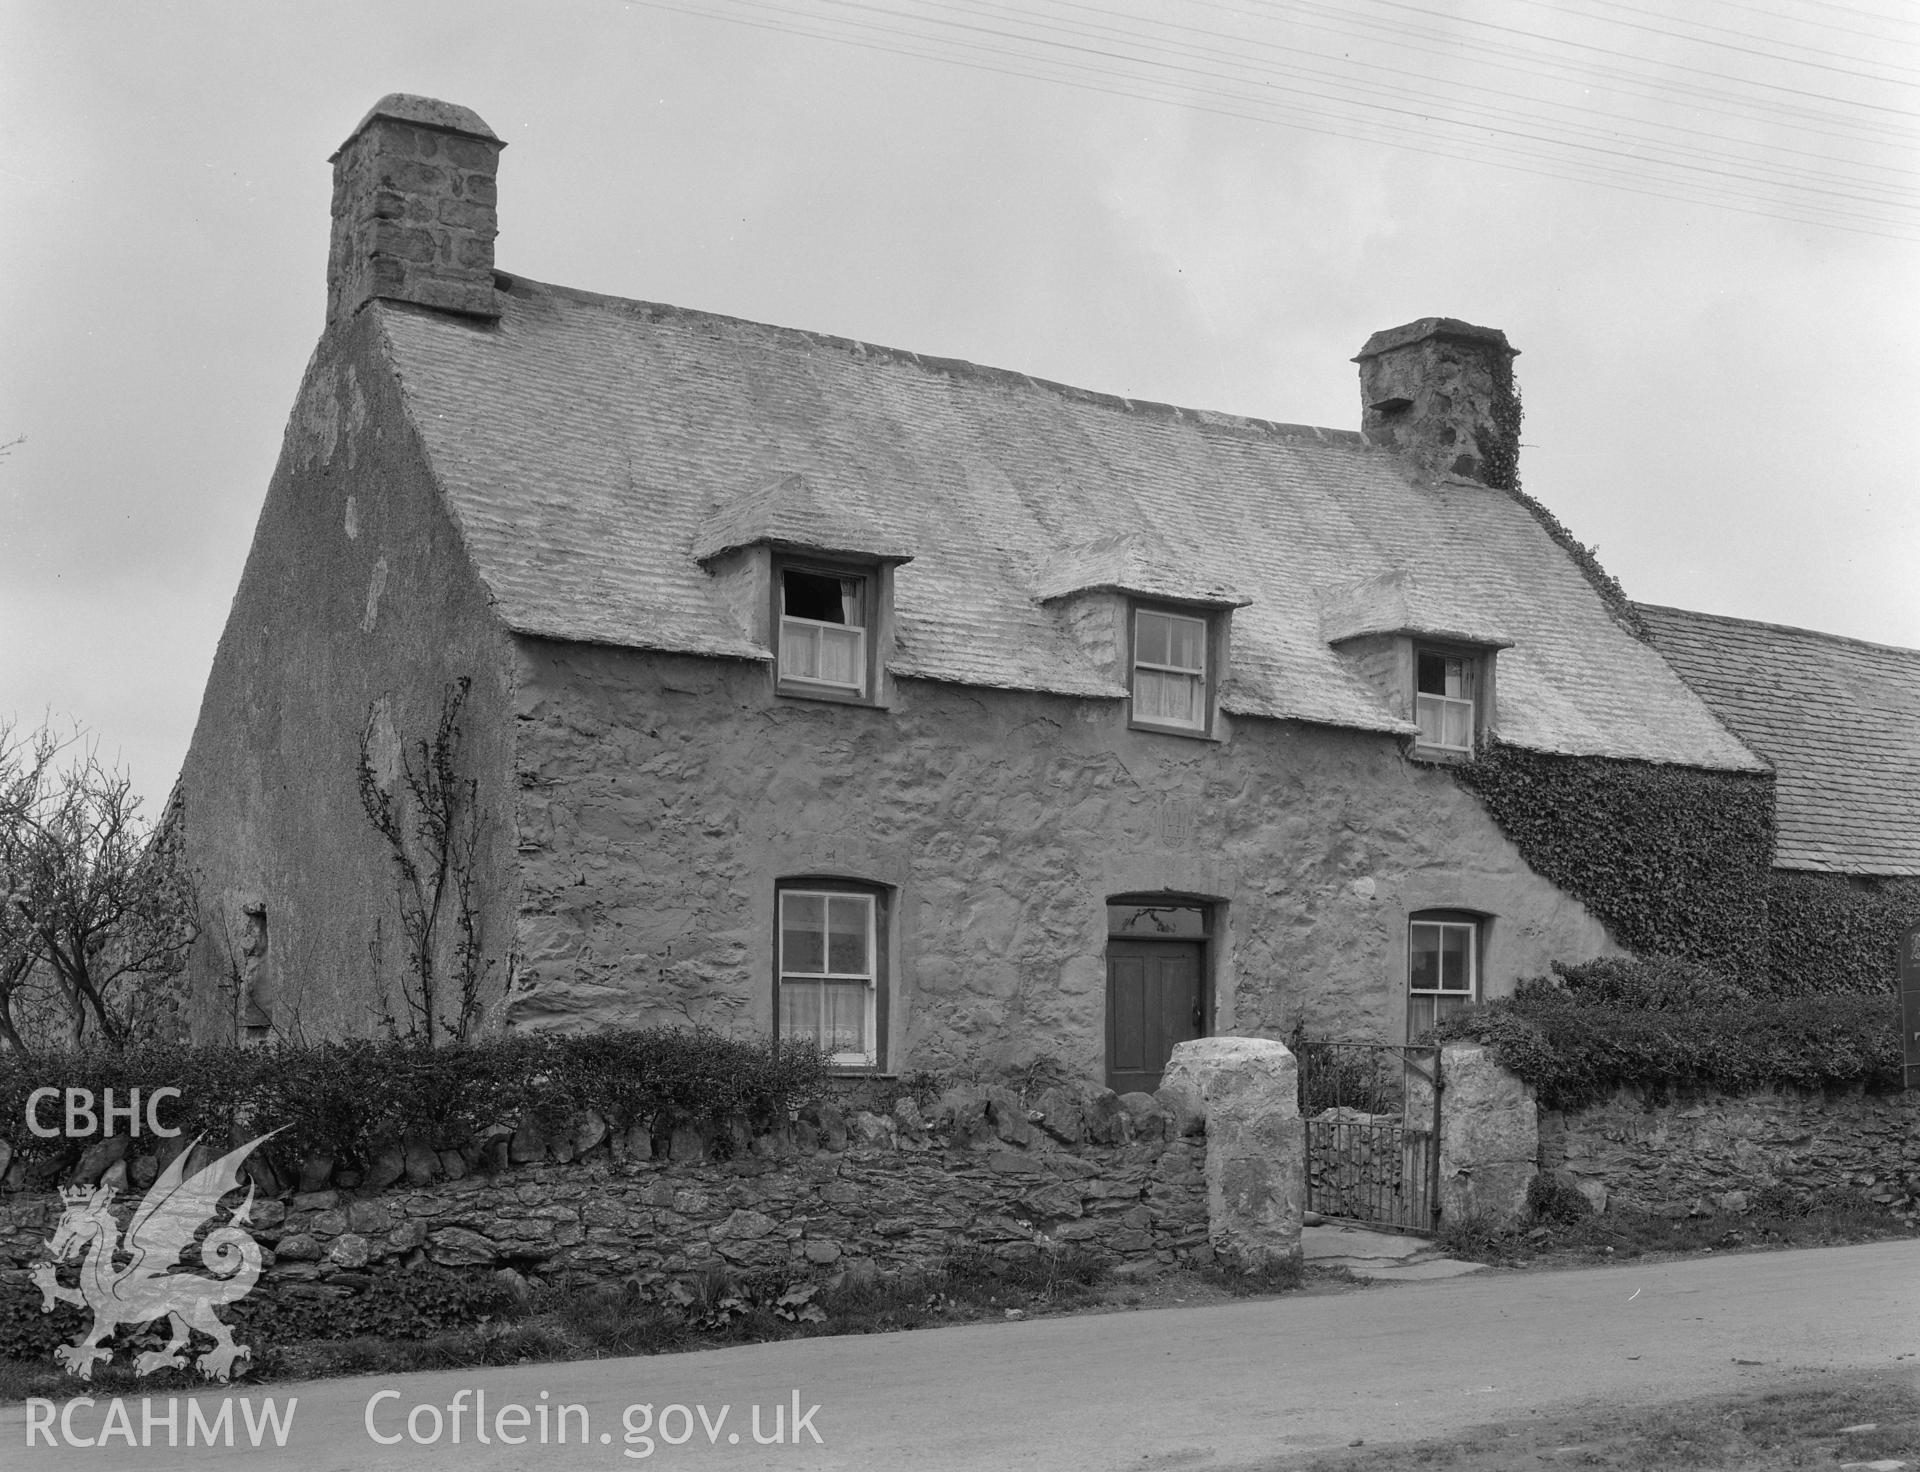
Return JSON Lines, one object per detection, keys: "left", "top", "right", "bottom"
{"left": 0, "top": 1084, "right": 1211, "bottom": 1318}
{"left": 505, "top": 645, "right": 1619, "bottom": 1073}
{"left": 1540, "top": 1082, "right": 1920, "bottom": 1217}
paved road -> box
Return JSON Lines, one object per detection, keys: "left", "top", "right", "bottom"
{"left": 9, "top": 1240, "right": 1920, "bottom": 1471}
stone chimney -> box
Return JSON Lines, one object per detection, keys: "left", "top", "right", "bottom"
{"left": 326, "top": 94, "right": 504, "bottom": 327}
{"left": 1353, "top": 319, "right": 1520, "bottom": 488}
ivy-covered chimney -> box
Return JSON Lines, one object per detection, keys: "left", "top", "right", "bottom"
{"left": 1353, "top": 319, "right": 1520, "bottom": 489}
{"left": 326, "top": 94, "right": 505, "bottom": 326}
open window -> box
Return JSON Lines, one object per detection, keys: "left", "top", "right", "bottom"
{"left": 776, "top": 563, "right": 872, "bottom": 701}
{"left": 1130, "top": 604, "right": 1215, "bottom": 736}
{"left": 777, "top": 880, "right": 887, "bottom": 1069}
{"left": 1407, "top": 909, "right": 1480, "bottom": 1041}
{"left": 1414, "top": 649, "right": 1477, "bottom": 753}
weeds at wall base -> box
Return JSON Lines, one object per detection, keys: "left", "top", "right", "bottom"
{"left": 1434, "top": 1194, "right": 1920, "bottom": 1271}
{"left": 0, "top": 1245, "right": 1320, "bottom": 1405}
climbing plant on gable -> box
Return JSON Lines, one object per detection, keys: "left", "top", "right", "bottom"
{"left": 356, "top": 677, "right": 490, "bottom": 1045}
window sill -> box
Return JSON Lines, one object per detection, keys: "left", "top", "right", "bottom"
{"left": 1409, "top": 742, "right": 1474, "bottom": 765}
{"left": 1128, "top": 715, "right": 1219, "bottom": 741}
{"left": 775, "top": 680, "right": 884, "bottom": 709}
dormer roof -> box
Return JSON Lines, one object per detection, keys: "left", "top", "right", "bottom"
{"left": 692, "top": 471, "right": 916, "bottom": 565}
{"left": 1320, "top": 570, "right": 1514, "bottom": 650}
{"left": 1034, "top": 533, "right": 1251, "bottom": 610}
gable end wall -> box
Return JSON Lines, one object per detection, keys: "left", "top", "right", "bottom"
{"left": 176, "top": 308, "right": 520, "bottom": 1042}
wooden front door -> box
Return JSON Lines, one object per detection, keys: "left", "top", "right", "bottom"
{"left": 1106, "top": 939, "right": 1205, "bottom": 1094}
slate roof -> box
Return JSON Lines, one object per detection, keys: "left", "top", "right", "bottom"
{"left": 1639, "top": 604, "right": 1920, "bottom": 875}
{"left": 375, "top": 277, "right": 1761, "bottom": 770}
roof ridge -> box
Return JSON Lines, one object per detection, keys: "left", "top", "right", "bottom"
{"left": 1636, "top": 601, "right": 1920, "bottom": 661}
{"left": 501, "top": 272, "right": 1370, "bottom": 449}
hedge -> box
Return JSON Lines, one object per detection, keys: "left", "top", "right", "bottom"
{"left": 1428, "top": 956, "right": 1902, "bottom": 1110}
{"left": 0, "top": 1027, "right": 827, "bottom": 1180}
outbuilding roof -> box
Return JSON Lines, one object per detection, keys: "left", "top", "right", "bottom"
{"left": 375, "top": 277, "right": 1760, "bottom": 770}
{"left": 1638, "top": 604, "right": 1920, "bottom": 875}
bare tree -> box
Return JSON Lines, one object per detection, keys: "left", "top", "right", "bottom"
{"left": 357, "top": 677, "right": 489, "bottom": 1045}
{"left": 0, "top": 718, "right": 198, "bottom": 1051}
{"left": 0, "top": 721, "right": 62, "bottom": 1052}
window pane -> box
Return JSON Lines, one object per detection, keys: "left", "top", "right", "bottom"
{"left": 817, "top": 625, "right": 863, "bottom": 687}
{"left": 821, "top": 981, "right": 868, "bottom": 1054}
{"left": 781, "top": 620, "right": 820, "bottom": 680}
{"left": 1136, "top": 669, "right": 1201, "bottom": 726}
{"left": 1135, "top": 668, "right": 1167, "bottom": 720}
{"left": 1135, "top": 611, "right": 1170, "bottom": 666}
{"left": 1443, "top": 700, "right": 1472, "bottom": 749}
{"left": 781, "top": 980, "right": 869, "bottom": 1056}
{"left": 1416, "top": 695, "right": 1444, "bottom": 746}
{"left": 1440, "top": 926, "right": 1472, "bottom": 991}
{"left": 1409, "top": 924, "right": 1440, "bottom": 991}
{"left": 1408, "top": 991, "right": 1467, "bottom": 1042}
{"left": 1167, "top": 616, "right": 1206, "bottom": 673}
{"left": 1420, "top": 652, "right": 1471, "bottom": 697}
{"left": 781, "top": 892, "right": 825, "bottom": 974}
{"left": 1170, "top": 673, "right": 1201, "bottom": 723}
{"left": 784, "top": 569, "right": 856, "bottom": 624}
{"left": 781, "top": 978, "right": 824, "bottom": 1040}
{"left": 1108, "top": 903, "right": 1207, "bottom": 938}
{"left": 839, "top": 579, "right": 864, "bottom": 627}
{"left": 826, "top": 895, "right": 870, "bottom": 974}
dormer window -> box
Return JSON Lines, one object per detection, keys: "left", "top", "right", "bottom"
{"left": 1415, "top": 649, "right": 1476, "bottom": 752}
{"left": 778, "top": 563, "right": 871, "bottom": 700}
{"left": 1131, "top": 605, "right": 1213, "bottom": 735}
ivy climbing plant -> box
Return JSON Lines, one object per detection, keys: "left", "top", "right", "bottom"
{"left": 1448, "top": 737, "right": 1776, "bottom": 977}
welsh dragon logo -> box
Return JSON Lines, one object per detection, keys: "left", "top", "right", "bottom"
{"left": 31, "top": 1130, "right": 281, "bottom": 1383}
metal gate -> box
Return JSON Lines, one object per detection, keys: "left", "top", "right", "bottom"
{"left": 1296, "top": 1040, "right": 1442, "bottom": 1235}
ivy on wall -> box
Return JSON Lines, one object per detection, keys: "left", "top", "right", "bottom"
{"left": 1448, "top": 738, "right": 1776, "bottom": 977}
{"left": 1769, "top": 871, "right": 1920, "bottom": 996}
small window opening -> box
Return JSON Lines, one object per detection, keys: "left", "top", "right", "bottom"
{"left": 1416, "top": 651, "right": 1475, "bottom": 751}
{"left": 780, "top": 568, "right": 868, "bottom": 693}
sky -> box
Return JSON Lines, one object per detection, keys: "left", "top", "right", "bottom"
{"left": 2, "top": 0, "right": 1916, "bottom": 815}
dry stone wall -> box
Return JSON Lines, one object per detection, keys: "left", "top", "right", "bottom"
{"left": 0, "top": 1085, "right": 1209, "bottom": 1329}
{"left": 1540, "top": 1083, "right": 1920, "bottom": 1218}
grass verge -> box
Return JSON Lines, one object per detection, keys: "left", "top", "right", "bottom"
{"left": 1434, "top": 1185, "right": 1919, "bottom": 1271}
{"left": 0, "top": 1248, "right": 1328, "bottom": 1404}
{"left": 1279, "top": 1370, "right": 1920, "bottom": 1470}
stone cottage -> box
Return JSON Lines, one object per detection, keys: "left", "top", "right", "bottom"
{"left": 172, "top": 94, "right": 1763, "bottom": 1085}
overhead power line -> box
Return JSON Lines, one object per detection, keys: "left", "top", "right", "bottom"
{"left": 631, "top": 0, "right": 1920, "bottom": 240}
